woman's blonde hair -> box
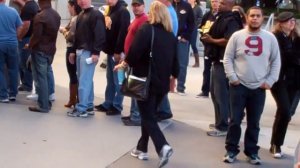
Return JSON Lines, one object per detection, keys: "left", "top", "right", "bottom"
{"left": 148, "top": 1, "right": 173, "bottom": 33}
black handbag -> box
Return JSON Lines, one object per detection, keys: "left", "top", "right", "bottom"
{"left": 121, "top": 26, "right": 154, "bottom": 101}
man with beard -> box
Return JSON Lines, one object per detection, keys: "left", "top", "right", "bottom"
{"left": 223, "top": 6, "right": 281, "bottom": 164}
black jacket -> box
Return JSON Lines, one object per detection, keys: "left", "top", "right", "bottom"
{"left": 274, "top": 31, "right": 300, "bottom": 88}
{"left": 173, "top": 0, "right": 195, "bottom": 41}
{"left": 207, "top": 11, "right": 243, "bottom": 62}
{"left": 72, "top": 7, "right": 106, "bottom": 55}
{"left": 103, "top": 0, "right": 130, "bottom": 55}
{"left": 125, "top": 23, "right": 179, "bottom": 94}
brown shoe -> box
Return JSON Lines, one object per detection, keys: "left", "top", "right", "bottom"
{"left": 28, "top": 106, "right": 49, "bottom": 113}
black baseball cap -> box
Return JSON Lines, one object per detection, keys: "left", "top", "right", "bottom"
{"left": 131, "top": 0, "right": 144, "bottom": 5}
{"left": 277, "top": 12, "right": 295, "bottom": 23}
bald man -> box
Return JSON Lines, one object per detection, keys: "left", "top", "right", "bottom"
{"left": 201, "top": 0, "right": 243, "bottom": 137}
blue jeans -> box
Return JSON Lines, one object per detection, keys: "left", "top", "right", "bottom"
{"left": 225, "top": 84, "right": 266, "bottom": 156}
{"left": 190, "top": 28, "right": 199, "bottom": 54}
{"left": 130, "top": 98, "right": 140, "bottom": 122}
{"left": 157, "top": 95, "right": 172, "bottom": 114}
{"left": 18, "top": 37, "right": 32, "bottom": 90}
{"left": 32, "top": 65, "right": 55, "bottom": 95}
{"left": 210, "top": 63, "right": 229, "bottom": 131}
{"left": 102, "top": 55, "right": 124, "bottom": 111}
{"left": 31, "top": 51, "right": 52, "bottom": 111}
{"left": 176, "top": 41, "right": 190, "bottom": 92}
{"left": 75, "top": 50, "right": 96, "bottom": 112}
{"left": 0, "top": 44, "right": 19, "bottom": 99}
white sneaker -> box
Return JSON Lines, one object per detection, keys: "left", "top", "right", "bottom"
{"left": 27, "top": 94, "right": 38, "bottom": 100}
{"left": 26, "top": 93, "right": 55, "bottom": 101}
{"left": 176, "top": 91, "right": 186, "bottom": 96}
{"left": 158, "top": 145, "right": 173, "bottom": 168}
{"left": 49, "top": 93, "right": 55, "bottom": 101}
{"left": 130, "top": 149, "right": 149, "bottom": 160}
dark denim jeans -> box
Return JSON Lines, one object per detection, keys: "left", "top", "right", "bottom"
{"left": 176, "top": 41, "right": 190, "bottom": 92}
{"left": 225, "top": 84, "right": 266, "bottom": 156}
{"left": 210, "top": 63, "right": 229, "bottom": 131}
{"left": 31, "top": 51, "right": 52, "bottom": 111}
{"left": 190, "top": 27, "right": 199, "bottom": 54}
{"left": 18, "top": 37, "right": 33, "bottom": 90}
{"left": 0, "top": 44, "right": 19, "bottom": 99}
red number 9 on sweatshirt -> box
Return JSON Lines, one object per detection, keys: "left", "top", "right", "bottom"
{"left": 244, "top": 36, "right": 263, "bottom": 56}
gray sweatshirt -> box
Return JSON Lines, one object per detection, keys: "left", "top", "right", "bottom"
{"left": 224, "top": 29, "right": 281, "bottom": 89}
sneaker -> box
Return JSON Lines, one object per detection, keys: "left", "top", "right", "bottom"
{"left": 209, "top": 123, "right": 215, "bottom": 129}
{"left": 158, "top": 145, "right": 173, "bottom": 168}
{"left": 196, "top": 92, "right": 209, "bottom": 98}
{"left": 67, "top": 109, "right": 88, "bottom": 118}
{"left": 207, "top": 129, "right": 227, "bottom": 137}
{"left": 130, "top": 149, "right": 149, "bottom": 160}
{"left": 106, "top": 107, "right": 121, "bottom": 116}
{"left": 0, "top": 98, "right": 9, "bottom": 103}
{"left": 87, "top": 108, "right": 95, "bottom": 115}
{"left": 9, "top": 96, "right": 16, "bottom": 101}
{"left": 49, "top": 93, "right": 55, "bottom": 101}
{"left": 121, "top": 116, "right": 131, "bottom": 121}
{"left": 246, "top": 154, "right": 261, "bottom": 165}
{"left": 18, "top": 86, "right": 32, "bottom": 92}
{"left": 27, "top": 93, "right": 38, "bottom": 100}
{"left": 176, "top": 91, "right": 186, "bottom": 96}
{"left": 223, "top": 152, "right": 237, "bottom": 163}
{"left": 270, "top": 145, "right": 283, "bottom": 158}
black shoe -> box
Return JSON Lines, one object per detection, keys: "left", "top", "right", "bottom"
{"left": 270, "top": 145, "right": 282, "bottom": 158}
{"left": 122, "top": 119, "right": 141, "bottom": 126}
{"left": 94, "top": 104, "right": 109, "bottom": 112}
{"left": 106, "top": 107, "right": 121, "bottom": 116}
{"left": 18, "top": 86, "right": 32, "bottom": 92}
{"left": 156, "top": 113, "right": 173, "bottom": 121}
{"left": 28, "top": 106, "right": 49, "bottom": 113}
{"left": 121, "top": 116, "right": 130, "bottom": 121}
{"left": 87, "top": 108, "right": 95, "bottom": 115}
{"left": 196, "top": 92, "right": 209, "bottom": 98}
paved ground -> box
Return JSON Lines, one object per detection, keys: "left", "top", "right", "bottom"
{"left": 0, "top": 33, "right": 299, "bottom": 168}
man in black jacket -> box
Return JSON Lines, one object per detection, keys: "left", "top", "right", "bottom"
{"left": 67, "top": 0, "right": 106, "bottom": 117}
{"left": 173, "top": 0, "right": 195, "bottom": 95}
{"left": 95, "top": 0, "right": 130, "bottom": 116}
{"left": 201, "top": 0, "right": 243, "bottom": 136}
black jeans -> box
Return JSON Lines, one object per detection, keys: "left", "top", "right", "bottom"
{"left": 270, "top": 81, "right": 299, "bottom": 147}
{"left": 137, "top": 92, "right": 168, "bottom": 154}
{"left": 201, "top": 57, "right": 212, "bottom": 94}
{"left": 66, "top": 47, "right": 77, "bottom": 84}
{"left": 225, "top": 84, "right": 265, "bottom": 156}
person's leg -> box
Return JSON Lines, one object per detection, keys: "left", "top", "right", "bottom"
{"left": 6, "top": 44, "right": 19, "bottom": 98}
{"left": 210, "top": 64, "right": 219, "bottom": 126}
{"left": 65, "top": 47, "right": 78, "bottom": 107}
{"left": 137, "top": 123, "right": 149, "bottom": 153}
{"left": 200, "top": 58, "right": 212, "bottom": 96}
{"left": 270, "top": 82, "right": 292, "bottom": 147}
{"left": 18, "top": 37, "right": 32, "bottom": 91}
{"left": 48, "top": 65, "right": 55, "bottom": 95}
{"left": 75, "top": 50, "right": 96, "bottom": 112}
{"left": 30, "top": 51, "right": 50, "bottom": 111}
{"left": 156, "top": 95, "right": 172, "bottom": 120}
{"left": 225, "top": 84, "right": 247, "bottom": 155}
{"left": 244, "top": 88, "right": 266, "bottom": 156}
{"left": 176, "top": 41, "right": 190, "bottom": 93}
{"left": 99, "top": 55, "right": 115, "bottom": 110}
{"left": 137, "top": 92, "right": 168, "bottom": 154}
{"left": 130, "top": 98, "right": 141, "bottom": 122}
{"left": 0, "top": 46, "right": 8, "bottom": 100}
{"left": 111, "top": 60, "right": 124, "bottom": 112}
{"left": 190, "top": 28, "right": 199, "bottom": 67}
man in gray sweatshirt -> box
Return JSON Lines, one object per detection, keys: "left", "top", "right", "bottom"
{"left": 223, "top": 6, "right": 281, "bottom": 165}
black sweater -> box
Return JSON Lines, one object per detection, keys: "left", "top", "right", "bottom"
{"left": 72, "top": 7, "right": 106, "bottom": 55}
{"left": 125, "top": 23, "right": 179, "bottom": 94}
{"left": 103, "top": 0, "right": 130, "bottom": 55}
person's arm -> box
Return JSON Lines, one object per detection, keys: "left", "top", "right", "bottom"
{"left": 223, "top": 33, "right": 239, "bottom": 85}
{"left": 180, "top": 4, "right": 195, "bottom": 41}
{"left": 28, "top": 15, "right": 43, "bottom": 49}
{"left": 195, "top": 6, "right": 203, "bottom": 28}
{"left": 265, "top": 35, "right": 281, "bottom": 88}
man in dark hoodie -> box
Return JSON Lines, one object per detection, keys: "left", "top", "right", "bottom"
{"left": 28, "top": 0, "right": 60, "bottom": 112}
{"left": 172, "top": 0, "right": 195, "bottom": 95}
{"left": 201, "top": 0, "right": 243, "bottom": 136}
{"left": 95, "top": 0, "right": 130, "bottom": 115}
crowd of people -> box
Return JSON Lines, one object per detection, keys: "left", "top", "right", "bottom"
{"left": 0, "top": 0, "right": 299, "bottom": 167}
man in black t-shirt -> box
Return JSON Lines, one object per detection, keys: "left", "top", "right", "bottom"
{"left": 13, "top": 0, "right": 39, "bottom": 92}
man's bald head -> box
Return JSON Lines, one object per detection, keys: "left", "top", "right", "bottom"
{"left": 219, "top": 0, "right": 235, "bottom": 12}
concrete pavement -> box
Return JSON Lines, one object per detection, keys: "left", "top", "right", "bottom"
{"left": 0, "top": 33, "right": 299, "bottom": 168}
